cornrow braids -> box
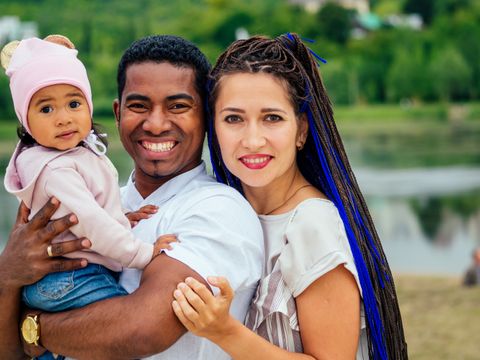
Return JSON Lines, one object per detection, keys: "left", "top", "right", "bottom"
{"left": 207, "top": 33, "right": 408, "bottom": 360}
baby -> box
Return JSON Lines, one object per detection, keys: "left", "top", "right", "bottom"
{"left": 2, "top": 36, "right": 175, "bottom": 360}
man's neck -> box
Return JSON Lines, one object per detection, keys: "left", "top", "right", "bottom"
{"left": 133, "top": 160, "right": 202, "bottom": 198}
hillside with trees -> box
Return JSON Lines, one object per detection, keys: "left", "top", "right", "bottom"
{"left": 0, "top": 0, "right": 479, "bottom": 119}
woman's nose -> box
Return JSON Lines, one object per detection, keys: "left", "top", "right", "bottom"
{"left": 241, "top": 123, "right": 266, "bottom": 150}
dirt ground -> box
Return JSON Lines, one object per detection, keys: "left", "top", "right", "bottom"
{"left": 395, "top": 275, "right": 480, "bottom": 359}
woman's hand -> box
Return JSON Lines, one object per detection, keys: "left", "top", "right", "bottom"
{"left": 0, "top": 198, "right": 91, "bottom": 289}
{"left": 172, "top": 276, "right": 237, "bottom": 341}
{"left": 125, "top": 204, "right": 158, "bottom": 227}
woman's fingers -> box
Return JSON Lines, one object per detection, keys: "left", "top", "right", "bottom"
{"left": 185, "top": 277, "right": 215, "bottom": 306}
{"left": 173, "top": 287, "right": 200, "bottom": 323}
{"left": 172, "top": 300, "right": 195, "bottom": 331}
{"left": 208, "top": 276, "right": 234, "bottom": 300}
{"left": 177, "top": 282, "right": 206, "bottom": 313}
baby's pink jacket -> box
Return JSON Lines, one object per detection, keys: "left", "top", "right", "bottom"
{"left": 4, "top": 144, "right": 153, "bottom": 271}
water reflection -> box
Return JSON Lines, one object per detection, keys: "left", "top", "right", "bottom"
{"left": 1, "top": 141, "right": 479, "bottom": 276}
{"left": 365, "top": 190, "right": 479, "bottom": 275}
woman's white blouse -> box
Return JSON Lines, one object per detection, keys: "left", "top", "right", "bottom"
{"left": 245, "top": 198, "right": 369, "bottom": 358}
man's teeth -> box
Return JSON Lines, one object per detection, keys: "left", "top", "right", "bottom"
{"left": 143, "top": 141, "right": 175, "bottom": 152}
{"left": 242, "top": 156, "right": 269, "bottom": 164}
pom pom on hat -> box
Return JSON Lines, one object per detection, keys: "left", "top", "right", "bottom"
{"left": 0, "top": 40, "right": 20, "bottom": 70}
{"left": 3, "top": 35, "right": 93, "bottom": 135}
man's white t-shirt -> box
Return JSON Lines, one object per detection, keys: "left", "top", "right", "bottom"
{"left": 119, "top": 162, "right": 264, "bottom": 359}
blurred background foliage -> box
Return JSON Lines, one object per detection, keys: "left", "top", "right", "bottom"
{"left": 0, "top": 0, "right": 479, "bottom": 119}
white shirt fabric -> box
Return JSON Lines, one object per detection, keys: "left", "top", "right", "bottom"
{"left": 119, "top": 162, "right": 264, "bottom": 359}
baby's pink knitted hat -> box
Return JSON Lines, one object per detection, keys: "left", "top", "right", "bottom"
{"left": 5, "top": 37, "right": 93, "bottom": 135}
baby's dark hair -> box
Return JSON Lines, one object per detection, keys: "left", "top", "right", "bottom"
{"left": 16, "top": 123, "right": 108, "bottom": 148}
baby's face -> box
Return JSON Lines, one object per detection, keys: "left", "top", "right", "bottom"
{"left": 27, "top": 84, "right": 91, "bottom": 150}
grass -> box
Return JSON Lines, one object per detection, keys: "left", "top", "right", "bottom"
{"left": 334, "top": 102, "right": 480, "bottom": 123}
{"left": 396, "top": 275, "right": 480, "bottom": 360}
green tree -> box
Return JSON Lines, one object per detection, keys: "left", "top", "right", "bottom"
{"left": 316, "top": 3, "right": 352, "bottom": 45}
{"left": 0, "top": 74, "right": 15, "bottom": 119}
{"left": 403, "top": 0, "right": 435, "bottom": 25}
{"left": 386, "top": 43, "right": 430, "bottom": 102}
{"left": 429, "top": 46, "right": 472, "bottom": 101}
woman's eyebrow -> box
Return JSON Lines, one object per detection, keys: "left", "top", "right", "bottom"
{"left": 261, "top": 108, "right": 287, "bottom": 114}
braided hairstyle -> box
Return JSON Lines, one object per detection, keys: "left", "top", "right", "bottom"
{"left": 207, "top": 33, "right": 408, "bottom": 360}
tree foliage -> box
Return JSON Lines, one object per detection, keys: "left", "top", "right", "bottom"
{"left": 0, "top": 0, "right": 479, "bottom": 120}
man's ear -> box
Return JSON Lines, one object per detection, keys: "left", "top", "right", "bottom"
{"left": 113, "top": 99, "right": 120, "bottom": 128}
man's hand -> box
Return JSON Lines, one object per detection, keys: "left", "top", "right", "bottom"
{"left": 1, "top": 197, "right": 91, "bottom": 289}
{"left": 125, "top": 204, "right": 158, "bottom": 227}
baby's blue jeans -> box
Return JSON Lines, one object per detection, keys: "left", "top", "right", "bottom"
{"left": 23, "top": 263, "right": 128, "bottom": 360}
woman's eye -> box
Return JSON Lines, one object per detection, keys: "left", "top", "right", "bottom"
{"left": 70, "top": 101, "right": 81, "bottom": 109}
{"left": 224, "top": 115, "right": 242, "bottom": 123}
{"left": 265, "top": 114, "right": 282, "bottom": 122}
{"left": 40, "top": 106, "right": 53, "bottom": 114}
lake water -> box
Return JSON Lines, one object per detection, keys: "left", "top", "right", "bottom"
{"left": 1, "top": 119, "right": 479, "bottom": 276}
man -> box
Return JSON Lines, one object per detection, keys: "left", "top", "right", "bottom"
{"left": 0, "top": 35, "right": 263, "bottom": 359}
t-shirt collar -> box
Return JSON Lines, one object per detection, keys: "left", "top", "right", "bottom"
{"left": 122, "top": 161, "right": 206, "bottom": 210}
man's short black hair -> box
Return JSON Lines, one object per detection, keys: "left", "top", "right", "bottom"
{"left": 117, "top": 35, "right": 211, "bottom": 103}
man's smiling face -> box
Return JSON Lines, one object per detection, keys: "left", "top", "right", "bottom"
{"left": 114, "top": 61, "right": 205, "bottom": 196}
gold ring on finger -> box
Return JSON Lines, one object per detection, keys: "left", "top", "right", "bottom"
{"left": 47, "top": 245, "right": 54, "bottom": 257}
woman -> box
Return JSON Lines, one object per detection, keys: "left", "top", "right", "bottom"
{"left": 171, "top": 33, "right": 407, "bottom": 359}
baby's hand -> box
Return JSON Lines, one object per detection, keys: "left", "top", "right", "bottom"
{"left": 153, "top": 234, "right": 178, "bottom": 257}
{"left": 172, "top": 276, "right": 236, "bottom": 341}
{"left": 125, "top": 205, "right": 158, "bottom": 227}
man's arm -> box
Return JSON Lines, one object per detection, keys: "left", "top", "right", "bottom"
{"left": 39, "top": 253, "right": 209, "bottom": 360}
{"left": 0, "top": 199, "right": 87, "bottom": 359}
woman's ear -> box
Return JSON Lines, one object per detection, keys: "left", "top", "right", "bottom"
{"left": 43, "top": 34, "right": 75, "bottom": 49}
{"left": 296, "top": 113, "right": 309, "bottom": 150}
{"left": 1, "top": 40, "right": 20, "bottom": 70}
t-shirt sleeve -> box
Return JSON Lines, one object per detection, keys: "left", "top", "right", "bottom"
{"left": 279, "top": 199, "right": 361, "bottom": 298}
{"left": 163, "top": 191, "right": 264, "bottom": 294}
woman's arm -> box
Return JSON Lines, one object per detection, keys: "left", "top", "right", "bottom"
{"left": 0, "top": 199, "right": 88, "bottom": 359}
{"left": 173, "top": 265, "right": 360, "bottom": 360}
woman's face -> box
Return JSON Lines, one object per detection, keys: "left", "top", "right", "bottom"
{"left": 214, "top": 72, "right": 307, "bottom": 189}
